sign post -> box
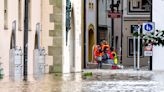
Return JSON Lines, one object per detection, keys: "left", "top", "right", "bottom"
{"left": 143, "top": 22, "right": 155, "bottom": 70}
{"left": 143, "top": 22, "right": 155, "bottom": 56}
{"left": 133, "top": 33, "right": 136, "bottom": 70}
{"left": 132, "top": 25, "right": 140, "bottom": 70}
{"left": 137, "top": 25, "right": 141, "bottom": 70}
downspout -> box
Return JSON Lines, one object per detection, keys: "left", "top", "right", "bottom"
{"left": 24, "top": 0, "right": 29, "bottom": 78}
{"left": 84, "top": 0, "right": 86, "bottom": 68}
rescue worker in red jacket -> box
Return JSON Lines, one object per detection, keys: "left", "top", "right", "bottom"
{"left": 94, "top": 45, "right": 103, "bottom": 69}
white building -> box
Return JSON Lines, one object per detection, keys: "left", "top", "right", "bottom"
{"left": 62, "top": 0, "right": 83, "bottom": 73}
{"left": 0, "top": 0, "right": 54, "bottom": 76}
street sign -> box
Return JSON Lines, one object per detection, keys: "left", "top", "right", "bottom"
{"left": 144, "top": 43, "right": 153, "bottom": 56}
{"left": 108, "top": 11, "right": 121, "bottom": 18}
{"left": 143, "top": 22, "right": 154, "bottom": 56}
{"left": 143, "top": 22, "right": 155, "bottom": 34}
{"left": 131, "top": 25, "right": 141, "bottom": 33}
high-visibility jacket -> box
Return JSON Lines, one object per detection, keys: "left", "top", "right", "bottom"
{"left": 101, "top": 45, "right": 110, "bottom": 52}
{"left": 111, "top": 51, "right": 118, "bottom": 65}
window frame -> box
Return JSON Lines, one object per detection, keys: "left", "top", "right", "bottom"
{"left": 127, "top": 36, "right": 144, "bottom": 58}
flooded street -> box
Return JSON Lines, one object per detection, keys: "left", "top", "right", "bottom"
{"left": 0, "top": 69, "right": 164, "bottom": 92}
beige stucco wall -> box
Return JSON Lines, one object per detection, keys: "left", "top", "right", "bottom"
{"left": 0, "top": 0, "right": 53, "bottom": 76}
{"left": 121, "top": 0, "right": 150, "bottom": 66}
{"left": 27, "top": 0, "right": 41, "bottom": 75}
{"left": 0, "top": 0, "right": 24, "bottom": 76}
{"left": 41, "top": 0, "right": 53, "bottom": 73}
{"left": 122, "top": 20, "right": 150, "bottom": 66}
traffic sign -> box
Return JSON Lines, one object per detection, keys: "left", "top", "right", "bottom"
{"left": 131, "top": 25, "right": 141, "bottom": 33}
{"left": 143, "top": 22, "right": 155, "bottom": 34}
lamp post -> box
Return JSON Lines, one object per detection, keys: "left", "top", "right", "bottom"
{"left": 66, "top": 0, "right": 71, "bottom": 46}
{"left": 24, "top": 0, "right": 29, "bottom": 77}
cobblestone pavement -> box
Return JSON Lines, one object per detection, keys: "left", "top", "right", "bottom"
{"left": 0, "top": 69, "right": 164, "bottom": 92}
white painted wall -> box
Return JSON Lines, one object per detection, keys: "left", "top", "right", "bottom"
{"left": 98, "top": 0, "right": 107, "bottom": 26}
{"left": 152, "top": 0, "right": 164, "bottom": 71}
{"left": 62, "top": 0, "right": 71, "bottom": 73}
{"left": 0, "top": 0, "right": 53, "bottom": 76}
{"left": 74, "top": 0, "right": 82, "bottom": 72}
{"left": 85, "top": 0, "right": 97, "bottom": 63}
{"left": 0, "top": 0, "right": 24, "bottom": 76}
{"left": 62, "top": 0, "right": 83, "bottom": 73}
{"left": 153, "top": 0, "right": 164, "bottom": 30}
{"left": 0, "top": 0, "right": 4, "bottom": 30}
{"left": 28, "top": 0, "right": 41, "bottom": 75}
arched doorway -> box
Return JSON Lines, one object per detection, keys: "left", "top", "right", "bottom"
{"left": 88, "top": 24, "right": 95, "bottom": 62}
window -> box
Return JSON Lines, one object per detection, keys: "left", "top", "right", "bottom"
{"left": 28, "top": 0, "right": 31, "bottom": 31}
{"left": 18, "top": 0, "right": 22, "bottom": 31}
{"left": 4, "top": 0, "right": 8, "bottom": 29}
{"left": 128, "top": 37, "right": 143, "bottom": 57}
{"left": 97, "top": 27, "right": 108, "bottom": 44}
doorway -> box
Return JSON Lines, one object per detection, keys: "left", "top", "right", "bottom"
{"left": 88, "top": 26, "right": 95, "bottom": 62}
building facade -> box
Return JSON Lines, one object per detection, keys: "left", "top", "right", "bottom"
{"left": 0, "top": 0, "right": 55, "bottom": 76}
{"left": 84, "top": 0, "right": 151, "bottom": 67}
{"left": 122, "top": 0, "right": 151, "bottom": 66}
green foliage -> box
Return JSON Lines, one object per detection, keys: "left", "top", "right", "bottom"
{"left": 83, "top": 72, "right": 93, "bottom": 77}
{"left": 133, "top": 32, "right": 140, "bottom": 37}
{"left": 142, "top": 30, "right": 164, "bottom": 46}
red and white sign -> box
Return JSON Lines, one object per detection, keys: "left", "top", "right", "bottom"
{"left": 144, "top": 43, "right": 153, "bottom": 56}
{"left": 108, "top": 11, "right": 121, "bottom": 18}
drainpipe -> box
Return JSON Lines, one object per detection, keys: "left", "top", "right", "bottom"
{"left": 24, "top": 0, "right": 29, "bottom": 77}
{"left": 84, "top": 0, "right": 86, "bottom": 68}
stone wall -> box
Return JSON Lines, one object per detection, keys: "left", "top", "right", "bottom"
{"left": 49, "top": 0, "right": 63, "bottom": 73}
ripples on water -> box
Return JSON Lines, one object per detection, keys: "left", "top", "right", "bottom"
{"left": 0, "top": 71, "right": 164, "bottom": 92}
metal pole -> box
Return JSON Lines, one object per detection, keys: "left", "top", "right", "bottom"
{"left": 84, "top": 0, "right": 86, "bottom": 68}
{"left": 120, "top": 0, "right": 123, "bottom": 64}
{"left": 137, "top": 25, "right": 141, "bottom": 70}
{"left": 24, "top": 0, "right": 29, "bottom": 77}
{"left": 111, "top": 0, "right": 114, "bottom": 47}
{"left": 133, "top": 35, "right": 136, "bottom": 70}
{"left": 149, "top": 0, "right": 153, "bottom": 71}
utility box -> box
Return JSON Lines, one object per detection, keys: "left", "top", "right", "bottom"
{"left": 9, "top": 48, "right": 23, "bottom": 77}
{"left": 33, "top": 48, "right": 46, "bottom": 76}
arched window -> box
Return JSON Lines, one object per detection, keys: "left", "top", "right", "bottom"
{"left": 10, "top": 21, "right": 16, "bottom": 49}
{"left": 4, "top": 0, "right": 8, "bottom": 29}
{"left": 18, "top": 0, "right": 22, "bottom": 31}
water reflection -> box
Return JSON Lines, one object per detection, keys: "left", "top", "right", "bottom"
{"left": 0, "top": 71, "right": 164, "bottom": 92}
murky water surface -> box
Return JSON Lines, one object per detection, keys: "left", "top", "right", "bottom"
{"left": 0, "top": 70, "right": 164, "bottom": 92}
